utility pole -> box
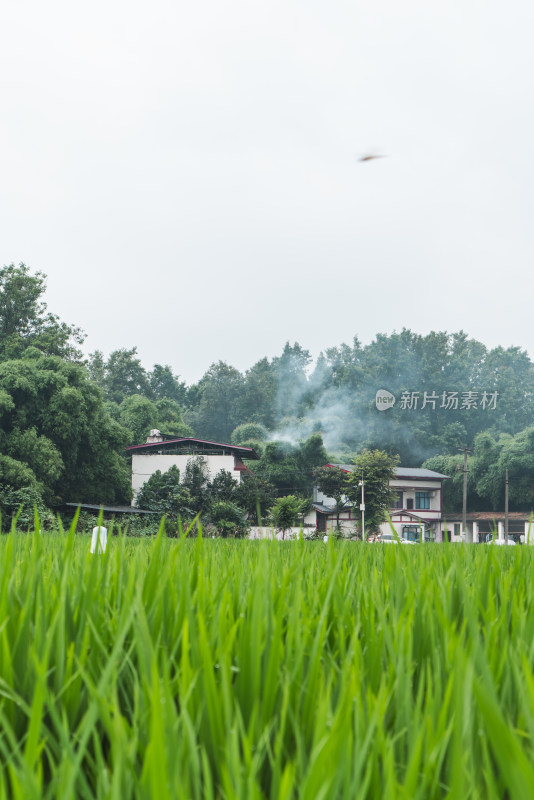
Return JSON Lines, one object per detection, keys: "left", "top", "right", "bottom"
{"left": 359, "top": 472, "right": 365, "bottom": 541}
{"left": 505, "top": 468, "right": 509, "bottom": 544}
{"left": 461, "top": 447, "right": 471, "bottom": 542}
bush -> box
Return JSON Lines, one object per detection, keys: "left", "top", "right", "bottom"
{"left": 231, "top": 423, "right": 269, "bottom": 445}
{"left": 209, "top": 501, "right": 249, "bottom": 538}
{"left": 0, "top": 484, "right": 55, "bottom": 531}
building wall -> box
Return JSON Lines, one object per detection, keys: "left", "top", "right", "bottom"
{"left": 131, "top": 453, "right": 242, "bottom": 505}
{"left": 390, "top": 479, "right": 442, "bottom": 514}
{"left": 314, "top": 474, "right": 445, "bottom": 539}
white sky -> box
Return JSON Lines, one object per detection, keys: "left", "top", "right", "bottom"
{"left": 2, "top": 0, "right": 534, "bottom": 383}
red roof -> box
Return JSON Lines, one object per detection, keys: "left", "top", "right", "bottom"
{"left": 125, "top": 437, "right": 259, "bottom": 459}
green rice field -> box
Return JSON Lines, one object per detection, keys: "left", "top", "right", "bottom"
{"left": 1, "top": 520, "right": 534, "bottom": 798}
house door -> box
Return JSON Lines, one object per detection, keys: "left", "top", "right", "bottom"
{"left": 317, "top": 513, "right": 327, "bottom": 533}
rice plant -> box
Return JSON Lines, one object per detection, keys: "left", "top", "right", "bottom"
{"left": 0, "top": 517, "right": 533, "bottom": 798}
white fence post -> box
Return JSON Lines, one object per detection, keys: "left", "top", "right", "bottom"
{"left": 90, "top": 526, "right": 107, "bottom": 554}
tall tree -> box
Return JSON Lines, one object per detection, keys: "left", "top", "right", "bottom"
{"left": 345, "top": 450, "right": 400, "bottom": 536}
{"left": 241, "top": 357, "right": 278, "bottom": 428}
{"left": 188, "top": 362, "right": 244, "bottom": 441}
{"left": 0, "top": 263, "right": 84, "bottom": 361}
{"left": 0, "top": 355, "right": 131, "bottom": 505}
{"left": 235, "top": 474, "right": 277, "bottom": 521}
{"left": 148, "top": 364, "right": 187, "bottom": 404}
{"left": 182, "top": 456, "right": 211, "bottom": 515}
{"left": 273, "top": 342, "right": 312, "bottom": 421}
{"left": 270, "top": 495, "right": 306, "bottom": 538}
{"left": 117, "top": 395, "right": 193, "bottom": 444}
{"left": 103, "top": 348, "right": 150, "bottom": 404}
{"left": 313, "top": 465, "right": 350, "bottom": 530}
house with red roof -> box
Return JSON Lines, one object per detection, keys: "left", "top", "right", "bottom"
{"left": 126, "top": 429, "right": 259, "bottom": 506}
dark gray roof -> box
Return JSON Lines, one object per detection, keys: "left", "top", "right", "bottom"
{"left": 394, "top": 468, "right": 449, "bottom": 480}
{"left": 326, "top": 464, "right": 449, "bottom": 480}
{"left": 65, "top": 503, "right": 157, "bottom": 514}
{"left": 312, "top": 503, "right": 336, "bottom": 514}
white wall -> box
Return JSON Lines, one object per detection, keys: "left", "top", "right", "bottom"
{"left": 390, "top": 480, "right": 442, "bottom": 513}
{"left": 132, "top": 453, "right": 241, "bottom": 504}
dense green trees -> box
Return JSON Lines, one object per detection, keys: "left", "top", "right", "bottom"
{"left": 252, "top": 434, "right": 328, "bottom": 498}
{"left": 186, "top": 361, "right": 244, "bottom": 442}
{"left": 0, "top": 355, "right": 131, "bottom": 508}
{"left": 135, "top": 466, "right": 193, "bottom": 520}
{"left": 424, "top": 426, "right": 534, "bottom": 513}
{"left": 136, "top": 463, "right": 258, "bottom": 536}
{"left": 0, "top": 263, "right": 84, "bottom": 360}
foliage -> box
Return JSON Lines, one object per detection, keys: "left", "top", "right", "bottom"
{"left": 207, "top": 470, "right": 239, "bottom": 504}
{"left": 297, "top": 432, "right": 328, "bottom": 472}
{"left": 0, "top": 263, "right": 84, "bottom": 360}
{"left": 208, "top": 501, "right": 249, "bottom": 537}
{"left": 239, "top": 357, "right": 278, "bottom": 428}
{"left": 252, "top": 434, "right": 328, "bottom": 498}
{"left": 136, "top": 465, "right": 193, "bottom": 521}
{"left": 186, "top": 361, "right": 244, "bottom": 442}
{"left": 0, "top": 355, "right": 131, "bottom": 505}
{"left": 64, "top": 510, "right": 163, "bottom": 538}
{"left": 116, "top": 394, "right": 193, "bottom": 444}
{"left": 230, "top": 422, "right": 269, "bottom": 445}
{"left": 3, "top": 531, "right": 534, "bottom": 796}
{"left": 345, "top": 449, "right": 400, "bottom": 535}
{"left": 0, "top": 484, "right": 54, "bottom": 530}
{"left": 422, "top": 453, "right": 473, "bottom": 514}
{"left": 96, "top": 347, "right": 150, "bottom": 403}
{"left": 182, "top": 456, "right": 211, "bottom": 515}
{"left": 253, "top": 441, "right": 302, "bottom": 496}
{"left": 148, "top": 364, "right": 187, "bottom": 404}
{"left": 117, "top": 394, "right": 160, "bottom": 444}
{"left": 313, "top": 465, "right": 350, "bottom": 528}
{"left": 88, "top": 350, "right": 188, "bottom": 410}
{"left": 235, "top": 474, "right": 277, "bottom": 522}
{"left": 269, "top": 494, "right": 306, "bottom": 535}
{"left": 153, "top": 398, "right": 193, "bottom": 438}
{"left": 423, "top": 426, "right": 534, "bottom": 512}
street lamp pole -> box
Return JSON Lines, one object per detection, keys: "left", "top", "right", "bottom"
{"left": 359, "top": 473, "right": 365, "bottom": 541}
{"left": 505, "top": 468, "right": 509, "bottom": 544}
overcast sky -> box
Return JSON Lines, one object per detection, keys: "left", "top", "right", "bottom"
{"left": 2, "top": 1, "right": 533, "bottom": 383}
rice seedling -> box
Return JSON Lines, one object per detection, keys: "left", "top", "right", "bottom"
{"left": 0, "top": 516, "right": 533, "bottom": 798}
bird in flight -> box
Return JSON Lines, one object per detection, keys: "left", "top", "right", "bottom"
{"left": 358, "top": 154, "right": 387, "bottom": 162}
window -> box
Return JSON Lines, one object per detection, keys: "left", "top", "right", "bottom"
{"left": 415, "top": 491, "right": 430, "bottom": 510}
{"left": 406, "top": 498, "right": 414, "bottom": 510}
{"left": 394, "top": 491, "right": 403, "bottom": 509}
{"left": 402, "top": 525, "right": 420, "bottom": 542}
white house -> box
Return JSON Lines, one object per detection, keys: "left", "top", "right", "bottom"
{"left": 440, "top": 511, "right": 534, "bottom": 544}
{"left": 127, "top": 430, "right": 259, "bottom": 506}
{"left": 309, "top": 464, "right": 449, "bottom": 541}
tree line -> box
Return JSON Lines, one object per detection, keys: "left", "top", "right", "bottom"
{"left": 1, "top": 262, "right": 534, "bottom": 528}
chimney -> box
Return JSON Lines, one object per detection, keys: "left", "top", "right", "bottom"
{"left": 146, "top": 429, "right": 164, "bottom": 443}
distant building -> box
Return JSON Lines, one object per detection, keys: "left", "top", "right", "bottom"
{"left": 308, "top": 464, "right": 450, "bottom": 541}
{"left": 127, "top": 430, "right": 259, "bottom": 506}
{"left": 443, "top": 512, "right": 534, "bottom": 544}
